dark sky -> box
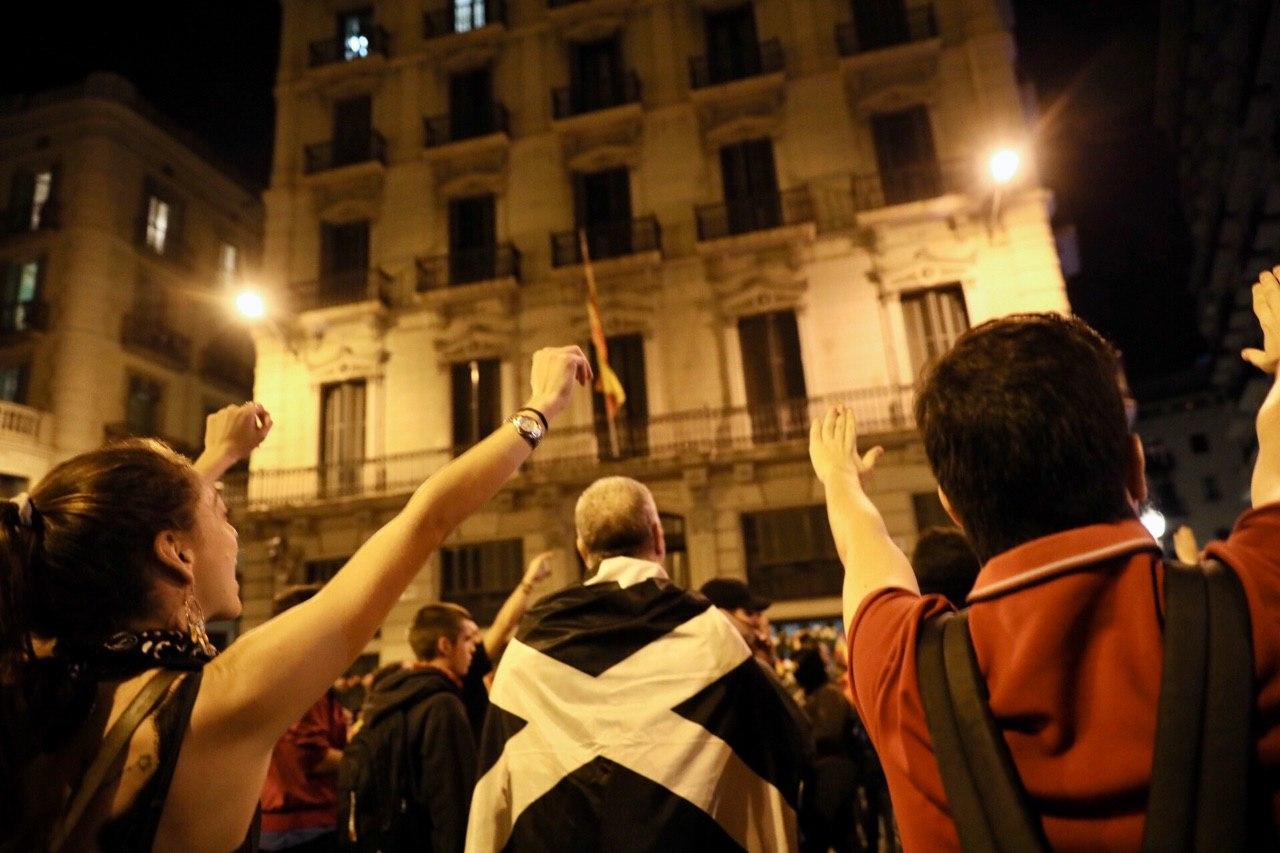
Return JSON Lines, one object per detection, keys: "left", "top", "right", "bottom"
{"left": 0, "top": 0, "right": 1202, "bottom": 388}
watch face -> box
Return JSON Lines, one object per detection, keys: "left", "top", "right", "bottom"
{"left": 516, "top": 414, "right": 543, "bottom": 439}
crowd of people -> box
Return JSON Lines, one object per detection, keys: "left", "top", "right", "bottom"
{"left": 5, "top": 265, "right": 1280, "bottom": 851}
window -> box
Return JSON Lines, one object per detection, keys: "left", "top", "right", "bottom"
{"left": 2, "top": 260, "right": 40, "bottom": 333}
{"left": 451, "top": 358, "right": 500, "bottom": 452}
{"left": 901, "top": 284, "right": 969, "bottom": 376}
{"left": 738, "top": 310, "right": 807, "bottom": 441}
{"left": 440, "top": 538, "right": 524, "bottom": 623}
{"left": 332, "top": 96, "right": 373, "bottom": 167}
{"left": 449, "top": 67, "right": 496, "bottom": 140}
{"left": 340, "top": 9, "right": 374, "bottom": 60}
{"left": 660, "top": 513, "right": 690, "bottom": 589}
{"left": 0, "top": 364, "right": 29, "bottom": 404}
{"left": 126, "top": 374, "right": 164, "bottom": 436}
{"left": 570, "top": 38, "right": 625, "bottom": 113}
{"left": 1190, "top": 433, "right": 1209, "bottom": 455}
{"left": 8, "top": 168, "right": 55, "bottom": 232}
{"left": 448, "top": 195, "right": 497, "bottom": 285}
{"left": 320, "top": 220, "right": 370, "bottom": 302}
{"left": 219, "top": 243, "right": 239, "bottom": 286}
{"left": 719, "top": 139, "right": 781, "bottom": 234}
{"left": 573, "top": 168, "right": 633, "bottom": 260}
{"left": 704, "top": 5, "right": 760, "bottom": 84}
{"left": 320, "top": 380, "right": 366, "bottom": 497}
{"left": 853, "top": 0, "right": 916, "bottom": 51}
{"left": 870, "top": 106, "right": 941, "bottom": 205}
{"left": 454, "top": 0, "right": 487, "bottom": 34}
{"left": 145, "top": 195, "right": 171, "bottom": 253}
{"left": 590, "top": 333, "right": 648, "bottom": 460}
{"left": 742, "top": 506, "right": 842, "bottom": 600}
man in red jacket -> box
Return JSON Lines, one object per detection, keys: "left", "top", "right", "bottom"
{"left": 260, "top": 585, "right": 350, "bottom": 852}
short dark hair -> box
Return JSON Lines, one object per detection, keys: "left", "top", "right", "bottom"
{"left": 407, "top": 602, "right": 472, "bottom": 662}
{"left": 271, "top": 583, "right": 323, "bottom": 616}
{"left": 911, "top": 527, "right": 981, "bottom": 608}
{"left": 914, "top": 313, "right": 1132, "bottom": 562}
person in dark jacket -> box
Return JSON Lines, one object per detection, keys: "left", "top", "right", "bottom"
{"left": 346, "top": 602, "right": 479, "bottom": 853}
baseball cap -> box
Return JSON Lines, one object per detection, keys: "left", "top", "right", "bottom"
{"left": 699, "top": 578, "right": 771, "bottom": 612}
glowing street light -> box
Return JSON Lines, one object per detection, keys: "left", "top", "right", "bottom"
{"left": 988, "top": 148, "right": 1021, "bottom": 185}
{"left": 235, "top": 289, "right": 266, "bottom": 320}
{"left": 1140, "top": 506, "right": 1167, "bottom": 540}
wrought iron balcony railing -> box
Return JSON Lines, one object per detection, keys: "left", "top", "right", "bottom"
{"left": 689, "top": 39, "right": 784, "bottom": 89}
{"left": 309, "top": 26, "right": 391, "bottom": 67}
{"left": 121, "top": 311, "right": 192, "bottom": 368}
{"left": 695, "top": 187, "right": 815, "bottom": 241}
{"left": 417, "top": 243, "right": 521, "bottom": 289}
{"left": 0, "top": 401, "right": 45, "bottom": 444}
{"left": 424, "top": 104, "right": 509, "bottom": 147}
{"left": 226, "top": 386, "right": 917, "bottom": 510}
{"left": 851, "top": 159, "right": 969, "bottom": 210}
{"left": 550, "top": 216, "right": 660, "bottom": 267}
{"left": 836, "top": 4, "right": 938, "bottom": 57}
{"left": 424, "top": 0, "right": 506, "bottom": 37}
{"left": 291, "top": 269, "right": 393, "bottom": 311}
{"left": 304, "top": 131, "right": 388, "bottom": 174}
{"left": 552, "top": 72, "right": 641, "bottom": 119}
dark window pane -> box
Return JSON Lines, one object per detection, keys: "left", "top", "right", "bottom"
{"left": 451, "top": 358, "right": 501, "bottom": 451}
{"left": 440, "top": 538, "right": 524, "bottom": 623}
{"left": 742, "top": 506, "right": 842, "bottom": 600}
{"left": 738, "top": 310, "right": 807, "bottom": 441}
{"left": 320, "top": 380, "right": 366, "bottom": 496}
{"left": 870, "top": 106, "right": 941, "bottom": 204}
{"left": 590, "top": 333, "right": 648, "bottom": 460}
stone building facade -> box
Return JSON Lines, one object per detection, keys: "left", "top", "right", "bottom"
{"left": 239, "top": 0, "right": 1069, "bottom": 661}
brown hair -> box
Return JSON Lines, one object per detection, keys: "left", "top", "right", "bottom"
{"left": 407, "top": 602, "right": 472, "bottom": 662}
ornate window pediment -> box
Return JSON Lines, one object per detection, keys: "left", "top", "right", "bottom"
{"left": 433, "top": 300, "right": 516, "bottom": 364}
{"left": 871, "top": 244, "right": 977, "bottom": 293}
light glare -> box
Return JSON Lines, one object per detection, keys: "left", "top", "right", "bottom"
{"left": 1140, "top": 506, "right": 1167, "bottom": 539}
{"left": 989, "top": 148, "right": 1021, "bottom": 185}
{"left": 235, "top": 290, "right": 266, "bottom": 320}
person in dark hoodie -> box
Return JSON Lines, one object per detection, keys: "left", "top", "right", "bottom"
{"left": 337, "top": 603, "right": 480, "bottom": 852}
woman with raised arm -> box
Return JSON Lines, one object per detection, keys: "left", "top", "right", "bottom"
{"left": 0, "top": 345, "right": 590, "bottom": 852}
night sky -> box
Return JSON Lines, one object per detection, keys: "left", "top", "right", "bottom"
{"left": 0, "top": 0, "right": 1202, "bottom": 392}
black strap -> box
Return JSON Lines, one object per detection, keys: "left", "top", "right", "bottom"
{"left": 50, "top": 668, "right": 183, "bottom": 852}
{"left": 917, "top": 612, "right": 1049, "bottom": 852}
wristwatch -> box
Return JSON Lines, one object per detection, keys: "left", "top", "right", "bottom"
{"left": 508, "top": 411, "right": 545, "bottom": 449}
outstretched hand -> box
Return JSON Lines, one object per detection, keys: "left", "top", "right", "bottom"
{"left": 523, "top": 550, "right": 556, "bottom": 587}
{"left": 1243, "top": 267, "right": 1280, "bottom": 374}
{"left": 205, "top": 402, "right": 273, "bottom": 463}
{"left": 809, "top": 404, "right": 884, "bottom": 486}
{"left": 525, "top": 346, "right": 593, "bottom": 422}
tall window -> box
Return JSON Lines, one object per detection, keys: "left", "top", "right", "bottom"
{"left": 451, "top": 358, "right": 500, "bottom": 452}
{"left": 0, "top": 364, "right": 29, "bottom": 404}
{"left": 853, "top": 0, "right": 914, "bottom": 51}
{"left": 738, "top": 310, "right": 807, "bottom": 441}
{"left": 591, "top": 333, "right": 648, "bottom": 460}
{"left": 742, "top": 506, "right": 842, "bottom": 600}
{"left": 870, "top": 106, "right": 941, "bottom": 205}
{"left": 440, "top": 539, "right": 524, "bottom": 623}
{"left": 126, "top": 374, "right": 164, "bottom": 436}
{"left": 570, "top": 38, "right": 624, "bottom": 113}
{"left": 448, "top": 195, "right": 497, "bottom": 285}
{"left": 719, "top": 138, "right": 781, "bottom": 234}
{"left": 449, "top": 66, "right": 495, "bottom": 140}
{"left": 219, "top": 243, "right": 239, "bottom": 286}
{"left": 8, "top": 168, "right": 54, "bottom": 231}
{"left": 332, "top": 95, "right": 373, "bottom": 167}
{"left": 340, "top": 8, "right": 374, "bottom": 60}
{"left": 320, "top": 220, "right": 370, "bottom": 303}
{"left": 573, "top": 168, "right": 633, "bottom": 260}
{"left": 145, "top": 195, "right": 171, "bottom": 253}
{"left": 454, "top": 0, "right": 487, "bottom": 33}
{"left": 704, "top": 4, "right": 760, "bottom": 84}
{"left": 660, "top": 513, "right": 690, "bottom": 588}
{"left": 901, "top": 284, "right": 968, "bottom": 376}
{"left": 320, "top": 380, "right": 367, "bottom": 497}
{"left": 2, "top": 260, "right": 40, "bottom": 333}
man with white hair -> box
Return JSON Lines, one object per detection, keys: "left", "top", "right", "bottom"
{"left": 467, "top": 476, "right": 808, "bottom": 851}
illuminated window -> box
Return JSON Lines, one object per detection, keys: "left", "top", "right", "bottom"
{"left": 454, "top": 0, "right": 486, "bottom": 32}
{"left": 219, "top": 243, "right": 239, "bottom": 285}
{"left": 2, "top": 260, "right": 40, "bottom": 332}
{"left": 342, "top": 12, "right": 371, "bottom": 59}
{"left": 901, "top": 284, "right": 969, "bottom": 376}
{"left": 145, "top": 196, "right": 170, "bottom": 253}
{"left": 29, "top": 171, "right": 52, "bottom": 230}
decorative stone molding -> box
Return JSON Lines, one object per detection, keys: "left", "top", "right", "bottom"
{"left": 312, "top": 172, "right": 384, "bottom": 221}
{"left": 439, "top": 45, "right": 499, "bottom": 74}
{"left": 869, "top": 242, "right": 978, "bottom": 295}
{"left": 563, "top": 269, "right": 657, "bottom": 339}
{"left": 704, "top": 244, "right": 808, "bottom": 317}
{"left": 295, "top": 311, "right": 391, "bottom": 385}
{"left": 434, "top": 148, "right": 508, "bottom": 197}
{"left": 558, "top": 113, "right": 643, "bottom": 171}
{"left": 698, "top": 90, "right": 784, "bottom": 149}
{"left": 432, "top": 297, "right": 517, "bottom": 363}
{"left": 561, "top": 15, "right": 627, "bottom": 43}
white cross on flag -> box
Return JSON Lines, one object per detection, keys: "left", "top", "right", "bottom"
{"left": 465, "top": 563, "right": 807, "bottom": 851}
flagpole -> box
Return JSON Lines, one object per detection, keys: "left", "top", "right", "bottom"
{"left": 579, "top": 228, "right": 621, "bottom": 459}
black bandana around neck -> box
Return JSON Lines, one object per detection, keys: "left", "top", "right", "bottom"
{"left": 58, "top": 629, "right": 217, "bottom": 681}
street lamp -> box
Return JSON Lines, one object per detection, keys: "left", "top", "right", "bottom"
{"left": 235, "top": 289, "right": 266, "bottom": 320}
{"left": 1140, "top": 505, "right": 1167, "bottom": 540}
{"left": 988, "top": 148, "right": 1021, "bottom": 185}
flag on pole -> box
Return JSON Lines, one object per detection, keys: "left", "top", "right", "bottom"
{"left": 579, "top": 229, "right": 626, "bottom": 421}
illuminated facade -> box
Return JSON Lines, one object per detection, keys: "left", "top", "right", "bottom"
{"left": 0, "top": 73, "right": 260, "bottom": 493}
{"left": 239, "top": 0, "right": 1070, "bottom": 660}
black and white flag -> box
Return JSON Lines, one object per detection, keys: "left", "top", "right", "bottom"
{"left": 466, "top": 558, "right": 806, "bottom": 852}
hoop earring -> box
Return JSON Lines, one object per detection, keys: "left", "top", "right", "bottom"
{"left": 183, "top": 590, "right": 215, "bottom": 655}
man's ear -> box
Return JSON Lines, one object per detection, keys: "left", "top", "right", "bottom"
{"left": 651, "top": 519, "right": 666, "bottom": 562}
{"left": 435, "top": 634, "right": 452, "bottom": 661}
{"left": 153, "top": 530, "right": 195, "bottom": 586}
{"left": 576, "top": 536, "right": 590, "bottom": 567}
{"left": 1126, "top": 433, "right": 1148, "bottom": 508}
{"left": 937, "top": 486, "right": 965, "bottom": 531}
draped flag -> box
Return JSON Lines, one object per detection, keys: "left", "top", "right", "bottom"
{"left": 465, "top": 562, "right": 806, "bottom": 852}
{"left": 579, "top": 230, "right": 627, "bottom": 422}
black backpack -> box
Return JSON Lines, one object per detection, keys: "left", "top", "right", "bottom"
{"left": 337, "top": 698, "right": 426, "bottom": 852}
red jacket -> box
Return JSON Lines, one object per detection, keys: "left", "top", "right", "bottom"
{"left": 260, "top": 690, "right": 350, "bottom": 834}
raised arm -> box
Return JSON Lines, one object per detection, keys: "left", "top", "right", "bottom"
{"left": 809, "top": 406, "right": 918, "bottom": 628}
{"left": 192, "top": 402, "right": 273, "bottom": 483}
{"left": 1242, "top": 267, "right": 1280, "bottom": 508}
{"left": 484, "top": 550, "right": 554, "bottom": 659}
{"left": 199, "top": 346, "right": 591, "bottom": 744}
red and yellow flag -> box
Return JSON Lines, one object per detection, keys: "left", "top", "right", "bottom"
{"left": 579, "top": 231, "right": 626, "bottom": 420}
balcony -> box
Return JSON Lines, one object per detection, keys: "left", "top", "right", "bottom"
{"left": 689, "top": 39, "right": 784, "bottom": 89}
{"left": 291, "top": 269, "right": 392, "bottom": 312}
{"left": 695, "top": 187, "right": 814, "bottom": 242}
{"left": 552, "top": 73, "right": 641, "bottom": 120}
{"left": 836, "top": 5, "right": 938, "bottom": 57}
{"left": 851, "top": 159, "right": 969, "bottom": 211}
{"left": 424, "top": 0, "right": 506, "bottom": 38}
{"left": 121, "top": 311, "right": 192, "bottom": 369}
{"left": 309, "top": 26, "right": 391, "bottom": 67}
{"left": 0, "top": 300, "right": 50, "bottom": 340}
{"left": 424, "top": 104, "right": 509, "bottom": 148}
{"left": 417, "top": 243, "right": 521, "bottom": 290}
{"left": 304, "top": 132, "right": 387, "bottom": 175}
{"left": 226, "top": 385, "right": 916, "bottom": 510}
{"left": 0, "top": 400, "right": 47, "bottom": 444}
{"left": 551, "top": 216, "right": 660, "bottom": 267}
{"left": 3, "top": 200, "right": 60, "bottom": 237}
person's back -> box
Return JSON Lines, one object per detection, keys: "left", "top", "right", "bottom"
{"left": 805, "top": 303, "right": 1280, "bottom": 847}
{"left": 466, "top": 477, "right": 807, "bottom": 851}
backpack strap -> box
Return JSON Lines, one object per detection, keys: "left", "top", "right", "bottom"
{"left": 917, "top": 612, "right": 1049, "bottom": 852}
{"left": 1142, "top": 559, "right": 1252, "bottom": 851}
{"left": 49, "top": 668, "right": 183, "bottom": 852}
